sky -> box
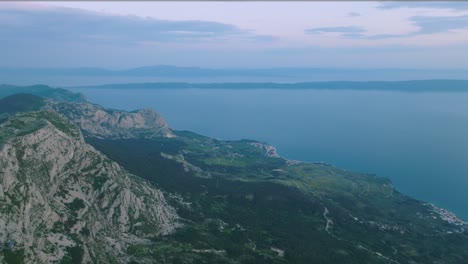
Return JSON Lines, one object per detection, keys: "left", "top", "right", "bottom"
{"left": 1, "top": 1, "right": 468, "bottom": 69}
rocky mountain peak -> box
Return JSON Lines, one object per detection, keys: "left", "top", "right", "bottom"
{"left": 0, "top": 112, "right": 180, "bottom": 263}
{"left": 50, "top": 102, "right": 175, "bottom": 139}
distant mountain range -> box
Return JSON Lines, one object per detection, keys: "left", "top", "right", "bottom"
{"left": 2, "top": 65, "right": 467, "bottom": 78}
{"left": 1, "top": 66, "right": 467, "bottom": 86}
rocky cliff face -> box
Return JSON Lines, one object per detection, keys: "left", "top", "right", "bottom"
{"left": 0, "top": 112, "right": 179, "bottom": 263}
{"left": 50, "top": 102, "right": 175, "bottom": 139}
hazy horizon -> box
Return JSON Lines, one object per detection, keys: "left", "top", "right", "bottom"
{"left": 1, "top": 65, "right": 468, "bottom": 87}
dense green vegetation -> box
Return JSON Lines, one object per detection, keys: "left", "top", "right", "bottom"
{"left": 0, "top": 94, "right": 46, "bottom": 115}
{"left": 0, "top": 85, "right": 85, "bottom": 102}
{"left": 61, "top": 246, "right": 84, "bottom": 264}
{"left": 87, "top": 130, "right": 468, "bottom": 263}
{"left": 2, "top": 248, "right": 24, "bottom": 264}
{"left": 0, "top": 111, "right": 80, "bottom": 144}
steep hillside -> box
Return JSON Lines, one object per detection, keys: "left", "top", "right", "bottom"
{"left": 0, "top": 93, "right": 174, "bottom": 139}
{"left": 0, "top": 112, "right": 179, "bottom": 263}
{"left": 50, "top": 102, "right": 175, "bottom": 139}
{"left": 88, "top": 132, "right": 468, "bottom": 264}
{"left": 0, "top": 94, "right": 46, "bottom": 115}
{"left": 0, "top": 84, "right": 86, "bottom": 102}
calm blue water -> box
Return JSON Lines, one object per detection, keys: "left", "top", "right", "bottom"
{"left": 72, "top": 88, "right": 468, "bottom": 219}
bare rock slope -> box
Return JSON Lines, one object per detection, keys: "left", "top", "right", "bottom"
{"left": 50, "top": 102, "right": 175, "bottom": 139}
{"left": 0, "top": 111, "right": 179, "bottom": 263}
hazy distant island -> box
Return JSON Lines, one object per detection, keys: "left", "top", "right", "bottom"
{"left": 70, "top": 80, "right": 468, "bottom": 92}
{"left": 1, "top": 66, "right": 467, "bottom": 86}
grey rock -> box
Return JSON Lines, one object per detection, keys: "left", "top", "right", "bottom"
{"left": 0, "top": 112, "right": 180, "bottom": 263}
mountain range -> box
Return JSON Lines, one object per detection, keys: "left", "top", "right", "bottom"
{"left": 0, "top": 85, "right": 467, "bottom": 263}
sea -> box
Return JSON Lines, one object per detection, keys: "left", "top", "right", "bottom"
{"left": 71, "top": 87, "right": 468, "bottom": 220}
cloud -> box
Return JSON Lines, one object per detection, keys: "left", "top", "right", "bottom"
{"left": 410, "top": 15, "right": 468, "bottom": 34}
{"left": 368, "top": 15, "right": 468, "bottom": 39}
{"left": 378, "top": 2, "right": 468, "bottom": 11}
{"left": 0, "top": 4, "right": 275, "bottom": 45}
{"left": 305, "top": 26, "right": 366, "bottom": 34}
{"left": 306, "top": 15, "right": 468, "bottom": 40}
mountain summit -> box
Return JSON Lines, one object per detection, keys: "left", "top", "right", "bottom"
{"left": 0, "top": 111, "right": 179, "bottom": 263}
{"left": 50, "top": 102, "right": 175, "bottom": 139}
